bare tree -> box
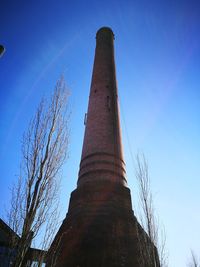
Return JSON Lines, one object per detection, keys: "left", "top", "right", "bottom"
{"left": 135, "top": 153, "right": 168, "bottom": 267}
{"left": 31, "top": 201, "right": 61, "bottom": 267}
{"left": 6, "top": 77, "right": 70, "bottom": 267}
{"left": 188, "top": 250, "right": 199, "bottom": 267}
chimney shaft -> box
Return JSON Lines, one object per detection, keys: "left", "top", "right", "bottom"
{"left": 78, "top": 27, "right": 127, "bottom": 187}
{"left": 46, "top": 28, "right": 160, "bottom": 267}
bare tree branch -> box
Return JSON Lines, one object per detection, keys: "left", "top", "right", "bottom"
{"left": 6, "top": 76, "right": 70, "bottom": 267}
{"left": 135, "top": 152, "right": 168, "bottom": 267}
{"left": 188, "top": 250, "right": 199, "bottom": 267}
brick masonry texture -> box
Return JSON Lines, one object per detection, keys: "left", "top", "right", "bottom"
{"left": 79, "top": 27, "right": 126, "bottom": 186}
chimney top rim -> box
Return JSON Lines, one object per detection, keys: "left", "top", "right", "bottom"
{"left": 96, "top": 27, "right": 114, "bottom": 39}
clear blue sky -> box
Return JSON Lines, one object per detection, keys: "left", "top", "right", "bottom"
{"left": 1, "top": 1, "right": 200, "bottom": 266}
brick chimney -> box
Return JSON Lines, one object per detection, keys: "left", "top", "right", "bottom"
{"left": 78, "top": 27, "right": 126, "bottom": 187}
{"left": 46, "top": 27, "right": 160, "bottom": 267}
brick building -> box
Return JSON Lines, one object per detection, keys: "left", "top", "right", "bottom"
{"left": 0, "top": 218, "right": 46, "bottom": 267}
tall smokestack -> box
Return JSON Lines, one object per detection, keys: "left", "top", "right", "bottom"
{"left": 46, "top": 27, "right": 160, "bottom": 267}
{"left": 78, "top": 27, "right": 126, "bottom": 187}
